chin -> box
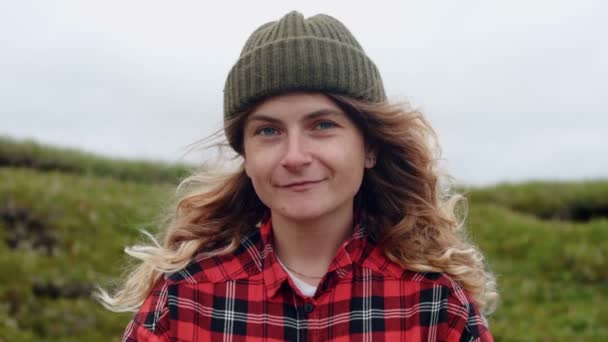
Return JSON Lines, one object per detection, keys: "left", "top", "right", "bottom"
{"left": 273, "top": 204, "right": 329, "bottom": 222}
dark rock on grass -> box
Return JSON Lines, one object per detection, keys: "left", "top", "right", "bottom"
{"left": 32, "top": 280, "right": 93, "bottom": 299}
{"left": 1, "top": 206, "right": 59, "bottom": 255}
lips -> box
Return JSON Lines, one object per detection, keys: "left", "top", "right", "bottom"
{"left": 280, "top": 179, "right": 324, "bottom": 189}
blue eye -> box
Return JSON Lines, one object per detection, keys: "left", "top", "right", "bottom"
{"left": 257, "top": 127, "right": 278, "bottom": 136}
{"left": 316, "top": 121, "right": 336, "bottom": 130}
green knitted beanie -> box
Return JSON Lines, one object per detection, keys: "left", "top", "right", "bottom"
{"left": 223, "top": 10, "right": 386, "bottom": 127}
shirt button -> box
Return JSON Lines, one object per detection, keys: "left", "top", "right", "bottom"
{"left": 303, "top": 302, "right": 314, "bottom": 313}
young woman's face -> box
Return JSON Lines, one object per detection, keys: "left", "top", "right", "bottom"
{"left": 243, "top": 92, "right": 374, "bottom": 223}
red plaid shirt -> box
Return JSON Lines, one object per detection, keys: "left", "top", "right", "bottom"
{"left": 123, "top": 218, "right": 493, "bottom": 341}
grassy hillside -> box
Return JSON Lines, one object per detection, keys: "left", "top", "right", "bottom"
{"left": 1, "top": 136, "right": 607, "bottom": 341}
{"left": 0, "top": 136, "right": 192, "bottom": 184}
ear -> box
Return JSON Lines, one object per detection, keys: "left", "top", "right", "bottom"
{"left": 243, "top": 155, "right": 251, "bottom": 178}
{"left": 364, "top": 147, "right": 377, "bottom": 169}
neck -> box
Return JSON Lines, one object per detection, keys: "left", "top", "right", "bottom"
{"left": 271, "top": 203, "right": 354, "bottom": 285}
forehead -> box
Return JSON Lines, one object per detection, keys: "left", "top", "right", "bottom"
{"left": 247, "top": 92, "right": 345, "bottom": 122}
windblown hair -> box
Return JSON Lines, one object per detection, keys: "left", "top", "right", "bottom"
{"left": 96, "top": 93, "right": 498, "bottom": 315}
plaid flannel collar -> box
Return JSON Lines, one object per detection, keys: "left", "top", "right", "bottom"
{"left": 166, "top": 216, "right": 405, "bottom": 297}
{"left": 258, "top": 216, "right": 371, "bottom": 298}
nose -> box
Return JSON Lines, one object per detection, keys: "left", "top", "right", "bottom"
{"left": 280, "top": 133, "right": 312, "bottom": 171}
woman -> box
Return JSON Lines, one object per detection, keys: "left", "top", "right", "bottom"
{"left": 98, "top": 10, "right": 497, "bottom": 341}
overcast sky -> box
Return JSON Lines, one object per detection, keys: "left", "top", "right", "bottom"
{"left": 1, "top": 0, "right": 606, "bottom": 186}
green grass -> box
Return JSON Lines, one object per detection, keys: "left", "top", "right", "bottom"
{"left": 466, "top": 204, "right": 607, "bottom": 340}
{"left": 1, "top": 137, "right": 606, "bottom": 341}
{"left": 0, "top": 135, "right": 194, "bottom": 184}
{"left": 465, "top": 180, "right": 608, "bottom": 222}
{"left": 0, "top": 167, "right": 175, "bottom": 341}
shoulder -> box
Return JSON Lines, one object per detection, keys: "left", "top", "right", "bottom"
{"left": 123, "top": 230, "right": 265, "bottom": 340}
{"left": 362, "top": 247, "right": 492, "bottom": 341}
{"left": 399, "top": 271, "right": 493, "bottom": 342}
{"left": 401, "top": 270, "right": 470, "bottom": 304}
{"left": 164, "top": 229, "right": 264, "bottom": 285}
{"left": 123, "top": 277, "right": 171, "bottom": 341}
{"left": 362, "top": 244, "right": 479, "bottom": 312}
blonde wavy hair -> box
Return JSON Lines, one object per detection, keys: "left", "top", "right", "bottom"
{"left": 96, "top": 92, "right": 498, "bottom": 316}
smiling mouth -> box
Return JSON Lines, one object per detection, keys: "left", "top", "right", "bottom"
{"left": 280, "top": 179, "right": 325, "bottom": 189}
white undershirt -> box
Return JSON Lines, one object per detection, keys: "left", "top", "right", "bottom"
{"left": 276, "top": 257, "right": 318, "bottom": 297}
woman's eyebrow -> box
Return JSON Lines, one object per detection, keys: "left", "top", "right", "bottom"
{"left": 246, "top": 114, "right": 282, "bottom": 125}
{"left": 247, "top": 108, "right": 345, "bottom": 124}
{"left": 303, "top": 109, "right": 345, "bottom": 121}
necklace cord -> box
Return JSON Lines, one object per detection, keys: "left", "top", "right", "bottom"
{"left": 276, "top": 256, "right": 325, "bottom": 279}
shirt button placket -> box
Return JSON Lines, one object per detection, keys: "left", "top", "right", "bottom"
{"left": 302, "top": 301, "right": 316, "bottom": 341}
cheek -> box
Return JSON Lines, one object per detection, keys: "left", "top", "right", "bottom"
{"left": 333, "top": 139, "right": 367, "bottom": 187}
{"left": 244, "top": 151, "right": 277, "bottom": 190}
{"left": 244, "top": 158, "right": 265, "bottom": 182}
{"left": 243, "top": 143, "right": 264, "bottom": 178}
{"left": 341, "top": 160, "right": 366, "bottom": 190}
{"left": 334, "top": 140, "right": 367, "bottom": 169}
